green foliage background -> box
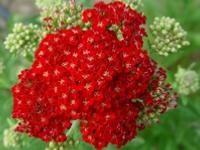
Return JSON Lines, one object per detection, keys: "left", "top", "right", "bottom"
{"left": 0, "top": 0, "right": 200, "bottom": 150}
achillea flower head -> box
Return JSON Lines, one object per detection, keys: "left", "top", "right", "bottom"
{"left": 175, "top": 67, "right": 199, "bottom": 95}
{"left": 150, "top": 17, "right": 190, "bottom": 56}
{"left": 3, "top": 125, "right": 25, "bottom": 148}
{"left": 4, "top": 23, "right": 39, "bottom": 56}
{"left": 11, "top": 1, "right": 177, "bottom": 150}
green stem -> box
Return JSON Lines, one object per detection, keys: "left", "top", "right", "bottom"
{"left": 67, "top": 120, "right": 80, "bottom": 137}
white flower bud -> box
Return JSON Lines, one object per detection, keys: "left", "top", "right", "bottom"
{"left": 123, "top": 0, "right": 144, "bottom": 11}
{"left": 4, "top": 23, "right": 39, "bottom": 56}
{"left": 36, "top": 0, "right": 63, "bottom": 9}
{"left": 150, "top": 16, "right": 190, "bottom": 56}
{"left": 175, "top": 67, "right": 199, "bottom": 95}
{"left": 39, "top": 1, "right": 83, "bottom": 32}
{"left": 3, "top": 125, "right": 25, "bottom": 148}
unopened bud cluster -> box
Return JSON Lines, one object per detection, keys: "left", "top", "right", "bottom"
{"left": 3, "top": 125, "right": 25, "bottom": 148}
{"left": 45, "top": 139, "right": 80, "bottom": 150}
{"left": 4, "top": 23, "right": 39, "bottom": 56}
{"left": 41, "top": 2, "right": 82, "bottom": 32}
{"left": 150, "top": 17, "right": 189, "bottom": 56}
{"left": 125, "top": 0, "right": 143, "bottom": 10}
{"left": 175, "top": 67, "right": 199, "bottom": 95}
{"left": 36, "top": 0, "right": 64, "bottom": 9}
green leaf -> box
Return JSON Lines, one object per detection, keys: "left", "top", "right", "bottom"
{"left": 181, "top": 96, "right": 189, "bottom": 106}
{"left": 0, "top": 77, "right": 11, "bottom": 89}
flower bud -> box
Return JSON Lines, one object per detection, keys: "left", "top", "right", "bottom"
{"left": 36, "top": 0, "right": 63, "bottom": 9}
{"left": 45, "top": 138, "right": 80, "bottom": 150}
{"left": 40, "top": 2, "right": 83, "bottom": 32}
{"left": 4, "top": 23, "right": 39, "bottom": 56}
{"left": 150, "top": 17, "right": 190, "bottom": 56}
{"left": 125, "top": 0, "right": 143, "bottom": 10}
{"left": 3, "top": 125, "right": 25, "bottom": 148}
{"left": 175, "top": 67, "right": 199, "bottom": 95}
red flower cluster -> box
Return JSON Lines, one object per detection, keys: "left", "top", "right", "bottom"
{"left": 12, "top": 1, "right": 176, "bottom": 150}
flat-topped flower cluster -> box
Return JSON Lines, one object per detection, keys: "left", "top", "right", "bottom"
{"left": 12, "top": 1, "right": 177, "bottom": 150}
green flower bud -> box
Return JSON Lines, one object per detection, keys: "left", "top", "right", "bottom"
{"left": 175, "top": 67, "right": 199, "bottom": 95}
{"left": 36, "top": 0, "right": 64, "bottom": 9}
{"left": 150, "top": 17, "right": 190, "bottom": 56}
{"left": 45, "top": 141, "right": 61, "bottom": 150}
{"left": 4, "top": 23, "right": 39, "bottom": 56}
{"left": 125, "top": 0, "right": 143, "bottom": 11}
{"left": 3, "top": 125, "right": 25, "bottom": 148}
{"left": 45, "top": 139, "right": 80, "bottom": 150}
{"left": 40, "top": 2, "right": 83, "bottom": 32}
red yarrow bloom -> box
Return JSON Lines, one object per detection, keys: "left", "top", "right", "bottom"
{"left": 12, "top": 1, "right": 177, "bottom": 150}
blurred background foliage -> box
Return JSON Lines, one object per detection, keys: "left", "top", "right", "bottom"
{"left": 0, "top": 0, "right": 200, "bottom": 150}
